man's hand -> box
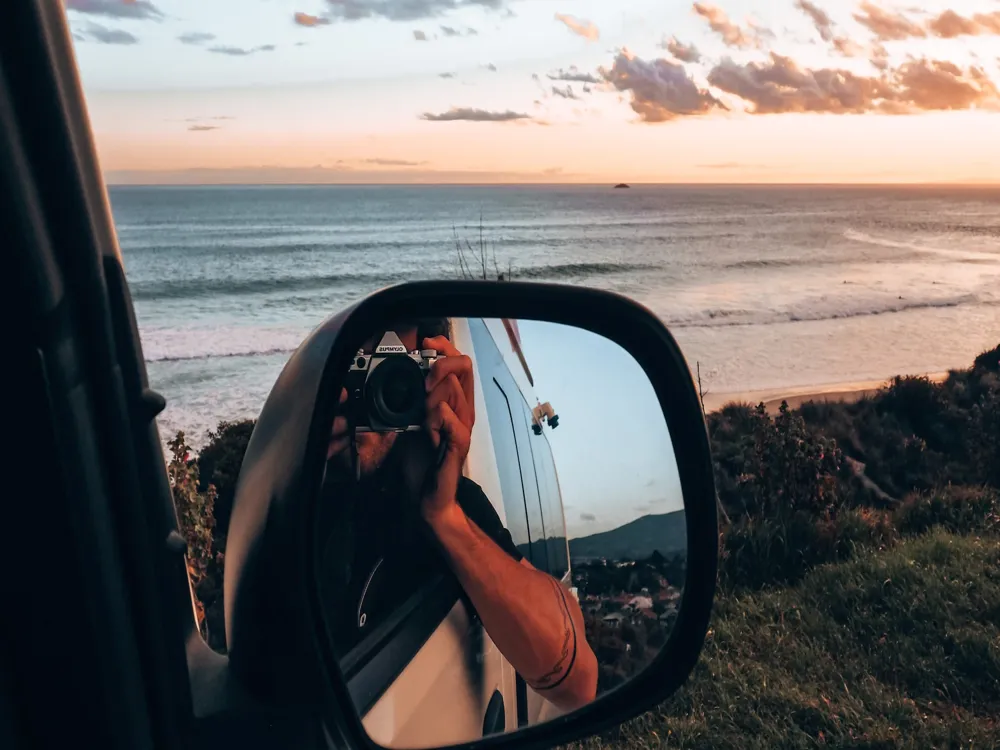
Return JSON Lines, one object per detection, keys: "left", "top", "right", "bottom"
{"left": 419, "top": 335, "right": 476, "bottom": 524}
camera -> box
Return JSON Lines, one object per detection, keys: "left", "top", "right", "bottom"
{"left": 344, "top": 331, "right": 442, "bottom": 433}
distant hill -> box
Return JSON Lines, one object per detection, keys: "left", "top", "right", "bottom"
{"left": 568, "top": 512, "right": 686, "bottom": 562}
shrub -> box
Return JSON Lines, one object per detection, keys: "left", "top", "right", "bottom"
{"left": 167, "top": 432, "right": 219, "bottom": 637}
{"left": 894, "top": 485, "right": 1000, "bottom": 537}
{"left": 721, "top": 507, "right": 897, "bottom": 591}
{"left": 710, "top": 402, "right": 845, "bottom": 522}
{"left": 196, "top": 419, "right": 255, "bottom": 552}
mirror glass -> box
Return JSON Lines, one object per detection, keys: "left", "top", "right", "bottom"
{"left": 314, "top": 317, "right": 687, "bottom": 749}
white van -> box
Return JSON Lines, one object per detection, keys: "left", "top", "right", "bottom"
{"left": 339, "top": 318, "right": 571, "bottom": 748}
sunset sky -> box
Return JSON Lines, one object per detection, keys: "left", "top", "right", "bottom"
{"left": 67, "top": 0, "right": 1000, "bottom": 184}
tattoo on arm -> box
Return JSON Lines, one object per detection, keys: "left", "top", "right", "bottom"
{"left": 528, "top": 578, "right": 578, "bottom": 692}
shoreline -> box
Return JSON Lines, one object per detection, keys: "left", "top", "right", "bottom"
{"left": 702, "top": 372, "right": 950, "bottom": 415}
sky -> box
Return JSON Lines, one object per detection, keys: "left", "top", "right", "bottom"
{"left": 66, "top": 0, "right": 1000, "bottom": 183}
{"left": 515, "top": 320, "right": 684, "bottom": 540}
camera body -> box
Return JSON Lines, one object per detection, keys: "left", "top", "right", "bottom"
{"left": 345, "top": 331, "right": 442, "bottom": 433}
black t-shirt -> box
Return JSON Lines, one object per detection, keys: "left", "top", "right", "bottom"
{"left": 317, "top": 464, "right": 521, "bottom": 659}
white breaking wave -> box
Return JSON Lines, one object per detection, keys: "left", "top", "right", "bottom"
{"left": 844, "top": 228, "right": 1000, "bottom": 263}
{"left": 141, "top": 324, "right": 313, "bottom": 362}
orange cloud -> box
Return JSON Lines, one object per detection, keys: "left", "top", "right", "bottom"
{"left": 693, "top": 3, "right": 766, "bottom": 49}
{"left": 893, "top": 59, "right": 1000, "bottom": 111}
{"left": 602, "top": 53, "right": 727, "bottom": 122}
{"left": 795, "top": 0, "right": 863, "bottom": 57}
{"left": 706, "top": 53, "right": 999, "bottom": 115}
{"left": 852, "top": 2, "right": 925, "bottom": 41}
{"left": 293, "top": 11, "right": 329, "bottom": 27}
{"left": 554, "top": 13, "right": 599, "bottom": 41}
{"left": 927, "top": 10, "right": 1000, "bottom": 38}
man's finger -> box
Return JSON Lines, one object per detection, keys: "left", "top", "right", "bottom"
{"left": 327, "top": 436, "right": 350, "bottom": 460}
{"left": 423, "top": 335, "right": 460, "bottom": 358}
{"left": 426, "top": 353, "right": 475, "bottom": 417}
{"left": 427, "top": 401, "right": 471, "bottom": 466}
{"left": 426, "top": 373, "right": 472, "bottom": 428}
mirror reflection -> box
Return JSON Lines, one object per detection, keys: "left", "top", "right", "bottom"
{"left": 315, "top": 317, "right": 686, "bottom": 749}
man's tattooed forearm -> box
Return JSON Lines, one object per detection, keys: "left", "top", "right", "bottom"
{"left": 530, "top": 578, "right": 578, "bottom": 691}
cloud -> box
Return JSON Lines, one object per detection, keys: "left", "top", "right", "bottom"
{"left": 439, "top": 72, "right": 456, "bottom": 78}
{"left": 552, "top": 84, "right": 580, "bottom": 100}
{"left": 542, "top": 167, "right": 563, "bottom": 175}
{"left": 363, "top": 158, "right": 426, "bottom": 166}
{"left": 852, "top": 1, "right": 925, "bottom": 41}
{"left": 421, "top": 107, "right": 532, "bottom": 122}
{"left": 81, "top": 22, "right": 139, "bottom": 44}
{"left": 188, "top": 125, "right": 220, "bottom": 132}
{"left": 580, "top": 513, "right": 597, "bottom": 522}
{"left": 706, "top": 53, "right": 1000, "bottom": 115}
{"left": 601, "top": 52, "right": 727, "bottom": 122}
{"left": 413, "top": 29, "right": 429, "bottom": 40}
{"left": 441, "top": 25, "right": 477, "bottom": 36}
{"left": 294, "top": 11, "right": 331, "bottom": 27}
{"left": 64, "top": 0, "right": 162, "bottom": 20}
{"left": 699, "top": 161, "right": 767, "bottom": 169}
{"left": 693, "top": 3, "right": 761, "bottom": 49}
{"left": 794, "top": 0, "right": 863, "bottom": 57}
{"left": 483, "top": 63, "right": 498, "bottom": 72}
{"left": 320, "top": 0, "right": 508, "bottom": 22}
{"left": 547, "top": 66, "right": 600, "bottom": 83}
{"left": 554, "top": 13, "right": 599, "bottom": 41}
{"left": 178, "top": 32, "right": 216, "bottom": 45}
{"left": 795, "top": 0, "right": 833, "bottom": 40}
{"left": 893, "top": 58, "right": 1000, "bottom": 111}
{"left": 661, "top": 36, "right": 701, "bottom": 63}
{"left": 208, "top": 44, "right": 276, "bottom": 56}
{"left": 927, "top": 10, "right": 1000, "bottom": 39}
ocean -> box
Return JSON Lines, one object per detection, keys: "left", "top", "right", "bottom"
{"left": 109, "top": 184, "right": 1000, "bottom": 446}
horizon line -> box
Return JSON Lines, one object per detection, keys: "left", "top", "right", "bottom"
{"left": 104, "top": 180, "right": 1000, "bottom": 188}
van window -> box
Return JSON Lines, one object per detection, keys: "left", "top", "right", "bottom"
{"left": 531, "top": 434, "right": 569, "bottom": 580}
{"left": 485, "top": 381, "right": 531, "bottom": 550}
{"left": 512, "top": 399, "right": 551, "bottom": 573}
{"left": 468, "top": 319, "right": 532, "bottom": 552}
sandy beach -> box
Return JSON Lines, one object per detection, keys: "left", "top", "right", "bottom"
{"left": 702, "top": 372, "right": 950, "bottom": 415}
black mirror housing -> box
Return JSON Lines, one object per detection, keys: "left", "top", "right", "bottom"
{"left": 224, "top": 280, "right": 719, "bottom": 750}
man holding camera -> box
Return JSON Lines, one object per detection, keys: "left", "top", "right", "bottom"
{"left": 320, "top": 320, "right": 597, "bottom": 713}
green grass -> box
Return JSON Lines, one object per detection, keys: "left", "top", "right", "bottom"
{"left": 571, "top": 531, "right": 1000, "bottom": 749}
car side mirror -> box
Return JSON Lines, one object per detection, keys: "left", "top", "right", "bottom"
{"left": 224, "top": 280, "right": 718, "bottom": 750}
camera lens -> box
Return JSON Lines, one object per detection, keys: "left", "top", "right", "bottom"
{"left": 365, "top": 356, "right": 426, "bottom": 428}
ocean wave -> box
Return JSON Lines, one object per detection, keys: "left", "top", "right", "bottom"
{"left": 515, "top": 262, "right": 659, "bottom": 280}
{"left": 131, "top": 261, "right": 659, "bottom": 301}
{"left": 669, "top": 293, "right": 990, "bottom": 329}
{"left": 141, "top": 324, "right": 312, "bottom": 363}
{"left": 130, "top": 271, "right": 402, "bottom": 301}
{"left": 844, "top": 229, "right": 1000, "bottom": 263}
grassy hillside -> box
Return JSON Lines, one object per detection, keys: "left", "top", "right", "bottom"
{"left": 573, "top": 530, "right": 1000, "bottom": 749}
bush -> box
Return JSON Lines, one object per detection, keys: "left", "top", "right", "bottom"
{"left": 710, "top": 402, "right": 845, "bottom": 522}
{"left": 798, "top": 347, "right": 1000, "bottom": 497}
{"left": 894, "top": 485, "right": 1000, "bottom": 538}
{"left": 721, "top": 507, "right": 897, "bottom": 591}
{"left": 196, "top": 419, "right": 255, "bottom": 552}
{"left": 167, "top": 432, "right": 219, "bottom": 637}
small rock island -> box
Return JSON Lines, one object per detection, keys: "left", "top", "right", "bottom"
{"left": 614, "top": 183, "right": 630, "bottom": 189}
